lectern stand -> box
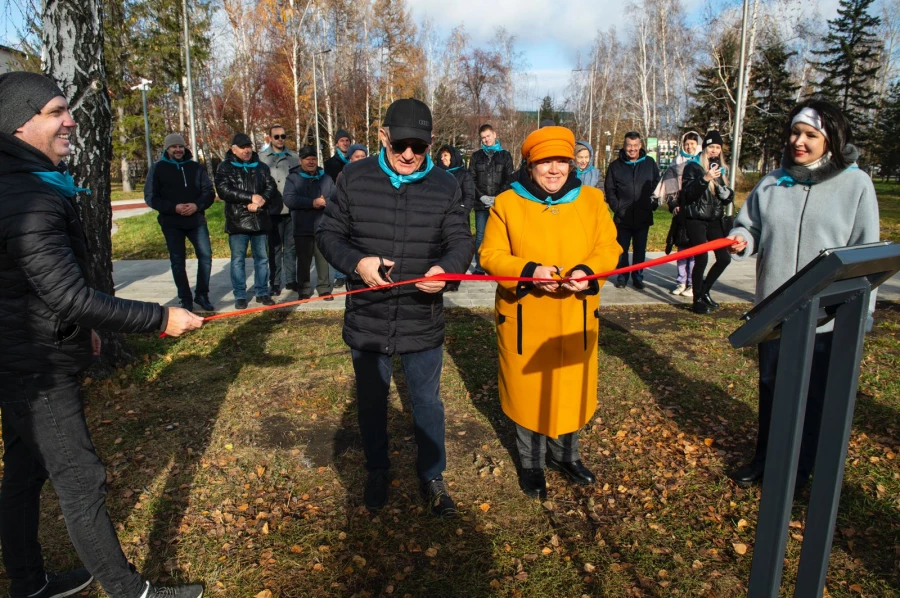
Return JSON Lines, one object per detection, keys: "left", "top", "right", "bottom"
{"left": 729, "top": 242, "right": 900, "bottom": 598}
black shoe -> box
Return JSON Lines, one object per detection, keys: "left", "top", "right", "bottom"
{"left": 728, "top": 460, "right": 765, "bottom": 488}
{"left": 285, "top": 282, "right": 299, "bottom": 292}
{"left": 255, "top": 295, "right": 275, "bottom": 306}
{"left": 614, "top": 279, "right": 627, "bottom": 289}
{"left": 194, "top": 295, "right": 215, "bottom": 312}
{"left": 421, "top": 476, "right": 457, "bottom": 518}
{"left": 364, "top": 470, "right": 389, "bottom": 511}
{"left": 234, "top": 299, "right": 248, "bottom": 310}
{"left": 546, "top": 456, "right": 596, "bottom": 486}
{"left": 633, "top": 280, "right": 645, "bottom": 290}
{"left": 334, "top": 278, "right": 346, "bottom": 288}
{"left": 518, "top": 468, "right": 547, "bottom": 499}
{"left": 473, "top": 269, "right": 486, "bottom": 276}
{"left": 298, "top": 294, "right": 312, "bottom": 300}
{"left": 794, "top": 471, "right": 812, "bottom": 498}
{"left": 692, "top": 299, "right": 713, "bottom": 314}
{"left": 321, "top": 293, "right": 335, "bottom": 301}
{"left": 144, "top": 581, "right": 205, "bottom": 598}
{"left": 271, "top": 285, "right": 281, "bottom": 297}
{"left": 179, "top": 299, "right": 194, "bottom": 312}
{"left": 701, "top": 292, "right": 720, "bottom": 310}
{"left": 15, "top": 569, "right": 94, "bottom": 598}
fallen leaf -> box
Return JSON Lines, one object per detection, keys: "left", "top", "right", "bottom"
{"left": 584, "top": 563, "right": 596, "bottom": 573}
{"left": 479, "top": 503, "right": 491, "bottom": 512}
{"left": 425, "top": 547, "right": 438, "bottom": 557}
{"left": 733, "top": 543, "right": 748, "bottom": 555}
{"left": 254, "top": 591, "right": 273, "bottom": 598}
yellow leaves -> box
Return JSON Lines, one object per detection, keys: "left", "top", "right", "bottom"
{"left": 237, "top": 504, "right": 249, "bottom": 512}
{"left": 732, "top": 542, "right": 748, "bottom": 555}
{"left": 583, "top": 562, "right": 596, "bottom": 573}
{"left": 737, "top": 518, "right": 749, "bottom": 530}
{"left": 703, "top": 438, "right": 714, "bottom": 446}
{"left": 290, "top": 545, "right": 303, "bottom": 554}
{"left": 424, "top": 547, "right": 438, "bottom": 557}
{"left": 256, "top": 465, "right": 266, "bottom": 478}
{"left": 254, "top": 591, "right": 273, "bottom": 598}
{"left": 224, "top": 443, "right": 234, "bottom": 451}
{"left": 541, "top": 547, "right": 553, "bottom": 555}
{"left": 479, "top": 502, "right": 491, "bottom": 512}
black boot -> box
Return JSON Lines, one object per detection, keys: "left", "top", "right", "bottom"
{"left": 728, "top": 459, "right": 765, "bottom": 488}
{"left": 701, "top": 291, "right": 720, "bottom": 310}
{"left": 546, "top": 456, "right": 596, "bottom": 486}
{"left": 518, "top": 468, "right": 547, "bottom": 499}
{"left": 692, "top": 298, "right": 713, "bottom": 314}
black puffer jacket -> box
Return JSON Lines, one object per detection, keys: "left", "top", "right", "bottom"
{"left": 144, "top": 150, "right": 215, "bottom": 230}
{"left": 215, "top": 150, "right": 279, "bottom": 234}
{"left": 436, "top": 145, "right": 477, "bottom": 213}
{"left": 316, "top": 155, "right": 475, "bottom": 355}
{"left": 679, "top": 161, "right": 734, "bottom": 221}
{"left": 324, "top": 152, "right": 349, "bottom": 181}
{"left": 282, "top": 167, "right": 336, "bottom": 236}
{"left": 604, "top": 149, "right": 660, "bottom": 228}
{"left": 0, "top": 133, "right": 166, "bottom": 375}
{"left": 469, "top": 147, "right": 514, "bottom": 210}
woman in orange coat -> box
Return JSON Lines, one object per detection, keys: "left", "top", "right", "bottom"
{"left": 480, "top": 126, "right": 621, "bottom": 499}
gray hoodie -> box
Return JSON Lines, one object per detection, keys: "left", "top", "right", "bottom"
{"left": 729, "top": 145, "right": 880, "bottom": 332}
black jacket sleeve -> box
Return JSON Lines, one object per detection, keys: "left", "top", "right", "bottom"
{"left": 460, "top": 171, "right": 477, "bottom": 213}
{"left": 435, "top": 184, "right": 476, "bottom": 275}
{"left": 145, "top": 164, "right": 178, "bottom": 216}
{"left": 196, "top": 166, "right": 215, "bottom": 211}
{"left": 604, "top": 164, "right": 619, "bottom": 213}
{"left": 215, "top": 163, "right": 253, "bottom": 204}
{"left": 283, "top": 174, "right": 316, "bottom": 210}
{"left": 316, "top": 174, "right": 368, "bottom": 276}
{"left": 679, "top": 161, "right": 707, "bottom": 205}
{"left": 9, "top": 194, "right": 165, "bottom": 333}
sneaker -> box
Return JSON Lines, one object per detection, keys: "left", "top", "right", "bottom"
{"left": 671, "top": 283, "right": 687, "bottom": 295}
{"left": 364, "top": 470, "right": 389, "bottom": 511}
{"left": 194, "top": 295, "right": 215, "bottom": 311}
{"left": 234, "top": 299, "right": 248, "bottom": 310}
{"left": 682, "top": 286, "right": 693, "bottom": 298}
{"left": 255, "top": 295, "right": 275, "bottom": 306}
{"left": 14, "top": 569, "right": 93, "bottom": 598}
{"left": 144, "top": 581, "right": 205, "bottom": 598}
{"left": 421, "top": 477, "right": 457, "bottom": 518}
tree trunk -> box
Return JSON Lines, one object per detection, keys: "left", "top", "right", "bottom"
{"left": 42, "top": 0, "right": 129, "bottom": 365}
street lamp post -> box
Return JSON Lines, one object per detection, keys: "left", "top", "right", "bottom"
{"left": 573, "top": 67, "right": 596, "bottom": 166}
{"left": 131, "top": 78, "right": 153, "bottom": 171}
{"left": 182, "top": 0, "right": 197, "bottom": 155}
{"left": 311, "top": 48, "right": 332, "bottom": 164}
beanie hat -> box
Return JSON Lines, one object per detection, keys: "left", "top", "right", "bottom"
{"left": 164, "top": 133, "right": 187, "bottom": 151}
{"left": 0, "top": 72, "right": 66, "bottom": 135}
{"left": 574, "top": 142, "right": 590, "bottom": 155}
{"left": 297, "top": 146, "right": 316, "bottom": 160}
{"left": 231, "top": 133, "right": 252, "bottom": 148}
{"left": 521, "top": 126, "right": 575, "bottom": 164}
{"left": 347, "top": 143, "right": 368, "bottom": 157}
{"left": 334, "top": 128, "right": 351, "bottom": 143}
{"left": 703, "top": 130, "right": 724, "bottom": 149}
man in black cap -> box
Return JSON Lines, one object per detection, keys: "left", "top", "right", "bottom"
{"left": 0, "top": 72, "right": 205, "bottom": 598}
{"left": 323, "top": 128, "right": 352, "bottom": 181}
{"left": 214, "top": 133, "right": 279, "bottom": 310}
{"left": 317, "top": 99, "right": 474, "bottom": 517}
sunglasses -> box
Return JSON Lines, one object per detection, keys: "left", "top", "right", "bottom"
{"left": 272, "top": 134, "right": 287, "bottom": 140}
{"left": 390, "top": 139, "right": 429, "bottom": 155}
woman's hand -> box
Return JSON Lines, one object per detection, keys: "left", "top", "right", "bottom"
{"left": 703, "top": 164, "right": 721, "bottom": 182}
{"left": 727, "top": 233, "right": 747, "bottom": 254}
{"left": 561, "top": 269, "right": 590, "bottom": 293}
{"left": 533, "top": 265, "right": 561, "bottom": 293}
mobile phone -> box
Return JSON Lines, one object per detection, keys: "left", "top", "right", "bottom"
{"left": 709, "top": 160, "right": 720, "bottom": 170}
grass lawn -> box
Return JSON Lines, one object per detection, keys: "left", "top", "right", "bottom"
{"left": 112, "top": 182, "right": 146, "bottom": 202}
{"left": 4, "top": 302, "right": 898, "bottom": 597}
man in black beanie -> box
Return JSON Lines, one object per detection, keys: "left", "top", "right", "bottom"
{"left": 0, "top": 71, "right": 205, "bottom": 598}
{"left": 323, "top": 128, "right": 352, "bottom": 181}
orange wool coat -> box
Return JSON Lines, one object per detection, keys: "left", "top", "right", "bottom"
{"left": 479, "top": 184, "right": 622, "bottom": 438}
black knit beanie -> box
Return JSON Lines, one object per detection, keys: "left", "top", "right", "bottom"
{"left": 0, "top": 72, "right": 66, "bottom": 135}
{"left": 703, "top": 130, "right": 724, "bottom": 149}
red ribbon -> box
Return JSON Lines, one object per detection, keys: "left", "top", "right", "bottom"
{"left": 160, "top": 238, "right": 736, "bottom": 336}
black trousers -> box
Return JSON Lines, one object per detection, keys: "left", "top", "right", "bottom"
{"left": 754, "top": 332, "right": 834, "bottom": 475}
{"left": 685, "top": 218, "right": 731, "bottom": 294}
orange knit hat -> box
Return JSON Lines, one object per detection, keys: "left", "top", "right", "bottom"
{"left": 520, "top": 126, "right": 576, "bottom": 163}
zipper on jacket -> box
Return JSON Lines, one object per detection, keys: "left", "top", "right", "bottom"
{"left": 582, "top": 299, "right": 588, "bottom": 350}
{"left": 181, "top": 166, "right": 187, "bottom": 188}
{"left": 795, "top": 186, "right": 812, "bottom": 273}
{"left": 516, "top": 303, "right": 523, "bottom": 355}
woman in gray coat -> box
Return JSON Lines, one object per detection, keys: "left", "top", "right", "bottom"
{"left": 726, "top": 98, "right": 880, "bottom": 491}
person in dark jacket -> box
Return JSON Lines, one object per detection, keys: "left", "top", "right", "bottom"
{"left": 679, "top": 130, "right": 734, "bottom": 314}
{"left": 145, "top": 133, "right": 216, "bottom": 312}
{"left": 317, "top": 98, "right": 474, "bottom": 517}
{"left": 283, "top": 147, "right": 335, "bottom": 300}
{"left": 436, "top": 144, "right": 477, "bottom": 292}
{"left": 215, "top": 133, "right": 279, "bottom": 310}
{"left": 604, "top": 131, "right": 661, "bottom": 290}
{"left": 323, "top": 128, "right": 352, "bottom": 181}
{"left": 468, "top": 124, "right": 514, "bottom": 275}
{"left": 332, "top": 143, "right": 369, "bottom": 289}
{"left": 260, "top": 124, "right": 300, "bottom": 296}
{"left": 0, "top": 72, "right": 204, "bottom": 598}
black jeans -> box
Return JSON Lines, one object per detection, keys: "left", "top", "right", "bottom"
{"left": 754, "top": 332, "right": 834, "bottom": 475}
{"left": 161, "top": 222, "right": 212, "bottom": 303}
{"left": 0, "top": 373, "right": 145, "bottom": 598}
{"left": 685, "top": 218, "right": 731, "bottom": 294}
{"left": 350, "top": 346, "right": 446, "bottom": 482}
{"left": 294, "top": 236, "right": 332, "bottom": 297}
{"left": 267, "top": 214, "right": 296, "bottom": 291}
{"left": 514, "top": 424, "right": 580, "bottom": 469}
{"left": 615, "top": 225, "right": 649, "bottom": 283}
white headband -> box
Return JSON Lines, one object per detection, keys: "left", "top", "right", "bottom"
{"left": 791, "top": 107, "right": 828, "bottom": 138}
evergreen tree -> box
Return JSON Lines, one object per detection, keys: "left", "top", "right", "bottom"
{"left": 813, "top": 0, "right": 881, "bottom": 131}
{"left": 875, "top": 82, "right": 900, "bottom": 180}
{"left": 538, "top": 96, "right": 564, "bottom": 126}
{"left": 742, "top": 40, "right": 799, "bottom": 173}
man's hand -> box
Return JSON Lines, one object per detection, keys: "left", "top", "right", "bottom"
{"left": 561, "top": 269, "right": 590, "bottom": 293}
{"left": 182, "top": 203, "right": 198, "bottom": 216}
{"left": 164, "top": 307, "right": 204, "bottom": 337}
{"left": 313, "top": 196, "right": 327, "bottom": 209}
{"left": 533, "top": 265, "right": 561, "bottom": 293}
{"left": 416, "top": 265, "right": 446, "bottom": 293}
{"left": 727, "top": 233, "right": 747, "bottom": 254}
{"left": 247, "top": 203, "right": 259, "bottom": 213}
{"left": 251, "top": 194, "right": 266, "bottom": 206}
{"left": 357, "top": 256, "right": 395, "bottom": 287}
{"left": 91, "top": 330, "right": 102, "bottom": 356}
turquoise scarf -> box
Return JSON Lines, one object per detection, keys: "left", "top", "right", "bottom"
{"left": 299, "top": 167, "right": 325, "bottom": 180}
{"left": 446, "top": 166, "right": 462, "bottom": 173}
{"left": 230, "top": 160, "right": 259, "bottom": 171}
{"left": 161, "top": 156, "right": 190, "bottom": 169}
{"left": 269, "top": 150, "right": 288, "bottom": 158}
{"left": 378, "top": 149, "right": 434, "bottom": 189}
{"left": 335, "top": 148, "right": 350, "bottom": 164}
{"left": 576, "top": 164, "right": 594, "bottom": 176}
{"left": 510, "top": 181, "right": 581, "bottom": 206}
{"left": 481, "top": 141, "right": 502, "bottom": 153}
{"left": 776, "top": 164, "right": 857, "bottom": 188}
{"left": 32, "top": 171, "right": 91, "bottom": 198}
{"left": 624, "top": 155, "right": 647, "bottom": 166}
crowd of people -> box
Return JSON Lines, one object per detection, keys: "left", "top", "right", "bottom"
{"left": 0, "top": 69, "right": 881, "bottom": 598}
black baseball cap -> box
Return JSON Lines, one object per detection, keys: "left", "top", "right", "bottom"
{"left": 231, "top": 133, "right": 252, "bottom": 148}
{"left": 297, "top": 146, "right": 316, "bottom": 159}
{"left": 383, "top": 98, "right": 432, "bottom": 143}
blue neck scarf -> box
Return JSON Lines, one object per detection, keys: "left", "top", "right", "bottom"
{"left": 378, "top": 149, "right": 434, "bottom": 189}
{"left": 576, "top": 164, "right": 594, "bottom": 176}
{"left": 446, "top": 165, "right": 462, "bottom": 173}
{"left": 624, "top": 155, "right": 647, "bottom": 166}
{"left": 299, "top": 167, "right": 325, "bottom": 180}
{"left": 776, "top": 164, "right": 856, "bottom": 188}
{"left": 161, "top": 155, "right": 190, "bottom": 169}
{"left": 32, "top": 171, "right": 91, "bottom": 198}
{"left": 230, "top": 160, "right": 259, "bottom": 171}
{"left": 510, "top": 181, "right": 581, "bottom": 206}
{"left": 482, "top": 141, "right": 502, "bottom": 153}
{"left": 335, "top": 148, "right": 350, "bottom": 164}
{"left": 269, "top": 149, "right": 288, "bottom": 158}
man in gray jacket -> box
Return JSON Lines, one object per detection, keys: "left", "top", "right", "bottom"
{"left": 259, "top": 124, "right": 299, "bottom": 296}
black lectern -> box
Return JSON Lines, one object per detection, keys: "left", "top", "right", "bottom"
{"left": 729, "top": 241, "right": 900, "bottom": 598}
